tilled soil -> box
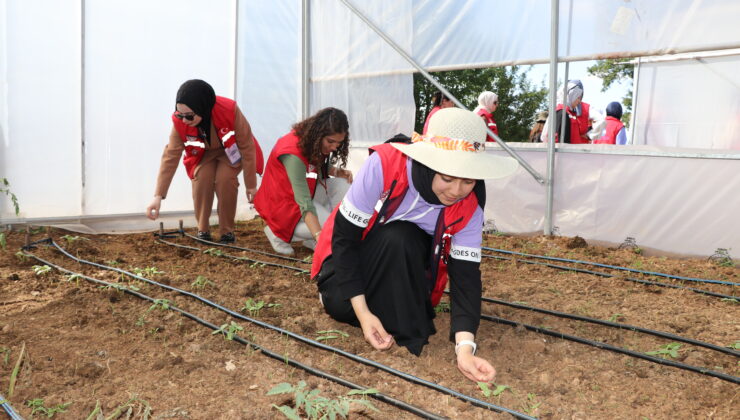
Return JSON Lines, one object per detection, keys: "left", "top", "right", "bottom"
{"left": 0, "top": 219, "right": 738, "bottom": 419}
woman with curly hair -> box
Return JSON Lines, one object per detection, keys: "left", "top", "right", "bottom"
{"left": 254, "top": 107, "right": 352, "bottom": 255}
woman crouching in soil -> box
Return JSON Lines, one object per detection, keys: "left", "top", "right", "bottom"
{"left": 311, "top": 108, "right": 518, "bottom": 383}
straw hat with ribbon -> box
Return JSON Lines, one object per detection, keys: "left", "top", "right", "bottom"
{"left": 391, "top": 108, "right": 519, "bottom": 180}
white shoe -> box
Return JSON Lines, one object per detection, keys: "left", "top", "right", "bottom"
{"left": 302, "top": 239, "right": 317, "bottom": 250}
{"left": 263, "top": 226, "right": 295, "bottom": 255}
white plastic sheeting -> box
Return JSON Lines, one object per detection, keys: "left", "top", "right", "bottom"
{"left": 633, "top": 55, "right": 740, "bottom": 149}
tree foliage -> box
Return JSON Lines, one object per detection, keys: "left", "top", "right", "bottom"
{"left": 413, "top": 66, "right": 548, "bottom": 142}
{"left": 587, "top": 58, "right": 634, "bottom": 125}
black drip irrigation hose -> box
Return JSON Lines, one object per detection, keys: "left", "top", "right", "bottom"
{"left": 21, "top": 251, "right": 448, "bottom": 420}
{"left": 476, "top": 295, "right": 740, "bottom": 358}
{"left": 480, "top": 313, "right": 740, "bottom": 385}
{"left": 179, "top": 231, "right": 310, "bottom": 265}
{"left": 155, "top": 238, "right": 310, "bottom": 274}
{"left": 483, "top": 247, "right": 740, "bottom": 287}
{"left": 0, "top": 392, "right": 24, "bottom": 420}
{"left": 43, "top": 240, "right": 536, "bottom": 420}
{"left": 483, "top": 253, "right": 737, "bottom": 300}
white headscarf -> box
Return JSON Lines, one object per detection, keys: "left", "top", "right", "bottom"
{"left": 474, "top": 91, "right": 498, "bottom": 113}
{"left": 556, "top": 81, "right": 583, "bottom": 110}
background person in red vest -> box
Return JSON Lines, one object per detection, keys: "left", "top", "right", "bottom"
{"left": 422, "top": 91, "right": 454, "bottom": 134}
{"left": 253, "top": 108, "right": 352, "bottom": 256}
{"left": 594, "top": 102, "right": 627, "bottom": 145}
{"left": 474, "top": 91, "right": 499, "bottom": 142}
{"left": 146, "top": 79, "right": 263, "bottom": 243}
{"left": 540, "top": 80, "right": 584, "bottom": 143}
{"left": 311, "top": 108, "right": 519, "bottom": 384}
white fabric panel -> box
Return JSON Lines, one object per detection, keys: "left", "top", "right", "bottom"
{"left": 311, "top": 0, "right": 415, "bottom": 143}
{"left": 237, "top": 0, "right": 300, "bottom": 162}
{"left": 484, "top": 145, "right": 740, "bottom": 257}
{"left": 634, "top": 56, "right": 740, "bottom": 150}
{"left": 0, "top": 1, "right": 82, "bottom": 219}
{"left": 83, "top": 0, "right": 236, "bottom": 217}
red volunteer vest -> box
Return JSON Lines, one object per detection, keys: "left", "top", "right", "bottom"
{"left": 253, "top": 132, "right": 319, "bottom": 243}
{"left": 172, "top": 96, "right": 264, "bottom": 179}
{"left": 576, "top": 102, "right": 591, "bottom": 137}
{"left": 555, "top": 104, "right": 585, "bottom": 144}
{"left": 311, "top": 143, "right": 480, "bottom": 306}
{"left": 594, "top": 116, "right": 624, "bottom": 145}
{"left": 476, "top": 108, "right": 499, "bottom": 142}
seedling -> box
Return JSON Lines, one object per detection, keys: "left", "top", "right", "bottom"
{"left": 25, "top": 398, "right": 71, "bottom": 418}
{"left": 721, "top": 297, "right": 738, "bottom": 304}
{"left": 148, "top": 299, "right": 171, "bottom": 312}
{"left": 66, "top": 273, "right": 84, "bottom": 287}
{"left": 241, "top": 298, "right": 280, "bottom": 317}
{"left": 477, "top": 382, "right": 510, "bottom": 398}
{"left": 191, "top": 275, "right": 215, "bottom": 289}
{"left": 434, "top": 301, "right": 451, "bottom": 313}
{"left": 15, "top": 251, "right": 29, "bottom": 262}
{"left": 60, "top": 234, "right": 89, "bottom": 244}
{"left": 646, "top": 342, "right": 682, "bottom": 359}
{"left": 105, "top": 260, "right": 120, "bottom": 266}
{"left": 32, "top": 265, "right": 52, "bottom": 276}
{"left": 607, "top": 313, "right": 625, "bottom": 322}
{"left": 302, "top": 255, "right": 313, "bottom": 263}
{"left": 0, "top": 233, "right": 6, "bottom": 251}
{"left": 212, "top": 321, "right": 243, "bottom": 340}
{"left": 132, "top": 266, "right": 164, "bottom": 277}
{"left": 729, "top": 341, "right": 740, "bottom": 350}
{"left": 249, "top": 261, "right": 267, "bottom": 269}
{"left": 316, "top": 329, "right": 349, "bottom": 342}
{"left": 203, "top": 248, "right": 224, "bottom": 256}
{"left": 522, "top": 393, "right": 541, "bottom": 415}
{"left": 0, "top": 347, "right": 9, "bottom": 364}
{"left": 268, "top": 381, "right": 378, "bottom": 419}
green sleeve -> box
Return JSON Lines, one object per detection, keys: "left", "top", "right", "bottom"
{"left": 279, "top": 154, "right": 317, "bottom": 219}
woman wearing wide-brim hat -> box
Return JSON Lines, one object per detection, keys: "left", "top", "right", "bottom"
{"left": 311, "top": 108, "right": 519, "bottom": 383}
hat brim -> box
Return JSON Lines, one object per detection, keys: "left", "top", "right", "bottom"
{"left": 390, "top": 142, "right": 519, "bottom": 180}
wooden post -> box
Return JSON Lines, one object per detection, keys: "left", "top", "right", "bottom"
{"left": 179, "top": 219, "right": 184, "bottom": 236}
{"left": 159, "top": 222, "right": 164, "bottom": 237}
{"left": 24, "top": 225, "right": 30, "bottom": 247}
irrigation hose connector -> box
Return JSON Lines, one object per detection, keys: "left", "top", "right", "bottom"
{"left": 455, "top": 340, "right": 477, "bottom": 356}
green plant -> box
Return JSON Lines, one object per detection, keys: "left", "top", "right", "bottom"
{"left": 15, "top": 251, "right": 29, "bottom": 262}
{"left": 191, "top": 275, "right": 215, "bottom": 289}
{"left": 268, "top": 381, "right": 378, "bottom": 419}
{"left": 607, "top": 313, "right": 624, "bottom": 322}
{"left": 0, "top": 347, "right": 9, "bottom": 365}
{"left": 25, "top": 398, "right": 71, "bottom": 418}
{"left": 522, "top": 393, "right": 541, "bottom": 415}
{"left": 60, "top": 234, "right": 89, "bottom": 244}
{"left": 434, "top": 301, "right": 451, "bottom": 313}
{"left": 66, "top": 274, "right": 84, "bottom": 287}
{"left": 32, "top": 265, "right": 52, "bottom": 276}
{"left": 132, "top": 266, "right": 164, "bottom": 277}
{"left": 212, "top": 321, "right": 243, "bottom": 340}
{"left": 1, "top": 178, "right": 20, "bottom": 216}
{"left": 477, "top": 382, "right": 510, "bottom": 398}
{"left": 646, "top": 342, "right": 682, "bottom": 359}
{"left": 0, "top": 232, "right": 6, "bottom": 251}
{"left": 203, "top": 248, "right": 224, "bottom": 256}
{"left": 729, "top": 341, "right": 740, "bottom": 350}
{"left": 105, "top": 260, "right": 120, "bottom": 266}
{"left": 148, "top": 299, "right": 171, "bottom": 311}
{"left": 316, "top": 330, "right": 349, "bottom": 342}
{"left": 241, "top": 298, "right": 280, "bottom": 317}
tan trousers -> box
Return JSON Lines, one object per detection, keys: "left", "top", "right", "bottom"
{"left": 192, "top": 147, "right": 241, "bottom": 235}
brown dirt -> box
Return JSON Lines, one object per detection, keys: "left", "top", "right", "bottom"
{"left": 0, "top": 220, "right": 738, "bottom": 419}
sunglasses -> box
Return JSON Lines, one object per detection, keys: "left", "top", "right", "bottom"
{"left": 174, "top": 112, "right": 196, "bottom": 121}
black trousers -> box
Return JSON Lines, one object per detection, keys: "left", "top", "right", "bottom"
{"left": 317, "top": 221, "right": 436, "bottom": 356}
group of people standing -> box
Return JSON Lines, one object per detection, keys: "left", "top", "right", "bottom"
{"left": 145, "top": 79, "right": 520, "bottom": 384}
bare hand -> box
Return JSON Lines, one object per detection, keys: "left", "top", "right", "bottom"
{"left": 357, "top": 312, "right": 394, "bottom": 350}
{"left": 337, "top": 168, "right": 353, "bottom": 184}
{"left": 146, "top": 197, "right": 162, "bottom": 221}
{"left": 457, "top": 352, "right": 496, "bottom": 383}
{"left": 246, "top": 188, "right": 257, "bottom": 203}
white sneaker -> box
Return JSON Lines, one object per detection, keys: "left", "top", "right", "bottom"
{"left": 263, "top": 226, "right": 295, "bottom": 255}
{"left": 302, "top": 239, "right": 317, "bottom": 250}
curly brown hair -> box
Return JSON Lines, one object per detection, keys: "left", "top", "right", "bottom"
{"left": 292, "top": 107, "right": 350, "bottom": 169}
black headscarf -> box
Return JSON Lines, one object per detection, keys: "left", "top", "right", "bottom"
{"left": 176, "top": 79, "right": 217, "bottom": 143}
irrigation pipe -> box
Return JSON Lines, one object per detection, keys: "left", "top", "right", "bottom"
{"left": 43, "top": 240, "right": 536, "bottom": 419}
{"left": 482, "top": 247, "right": 740, "bottom": 287}
{"left": 0, "top": 392, "right": 24, "bottom": 420}
{"left": 483, "top": 254, "right": 737, "bottom": 300}
{"left": 155, "top": 238, "right": 310, "bottom": 274}
{"left": 475, "top": 295, "right": 740, "bottom": 357}
{"left": 480, "top": 314, "right": 740, "bottom": 385}
{"left": 20, "top": 251, "right": 448, "bottom": 420}
{"left": 179, "top": 231, "right": 310, "bottom": 265}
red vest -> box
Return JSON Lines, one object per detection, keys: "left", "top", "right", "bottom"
{"left": 253, "top": 132, "right": 319, "bottom": 242}
{"left": 594, "top": 116, "right": 624, "bottom": 145}
{"left": 555, "top": 104, "right": 585, "bottom": 144}
{"left": 576, "top": 102, "right": 591, "bottom": 136}
{"left": 311, "top": 143, "right": 480, "bottom": 306}
{"left": 172, "top": 96, "right": 264, "bottom": 179}
{"left": 476, "top": 108, "right": 498, "bottom": 142}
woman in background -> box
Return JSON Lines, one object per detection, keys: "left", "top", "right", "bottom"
{"left": 474, "top": 91, "right": 499, "bottom": 142}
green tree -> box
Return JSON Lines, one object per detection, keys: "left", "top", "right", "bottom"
{"left": 587, "top": 58, "right": 634, "bottom": 126}
{"left": 414, "top": 66, "right": 548, "bottom": 142}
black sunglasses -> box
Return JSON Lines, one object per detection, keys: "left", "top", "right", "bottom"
{"left": 174, "top": 112, "right": 196, "bottom": 121}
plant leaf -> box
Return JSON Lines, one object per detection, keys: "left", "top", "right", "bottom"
{"left": 477, "top": 382, "right": 492, "bottom": 397}
{"left": 272, "top": 405, "right": 300, "bottom": 420}
{"left": 267, "top": 383, "right": 294, "bottom": 395}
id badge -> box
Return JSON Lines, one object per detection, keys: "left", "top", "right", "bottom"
{"left": 225, "top": 141, "right": 242, "bottom": 165}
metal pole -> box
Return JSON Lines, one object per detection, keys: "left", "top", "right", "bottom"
{"left": 233, "top": 0, "right": 239, "bottom": 100}
{"left": 337, "top": 0, "right": 545, "bottom": 184}
{"left": 545, "top": 0, "right": 560, "bottom": 235}
{"left": 301, "top": 0, "right": 310, "bottom": 119}
{"left": 80, "top": 0, "right": 86, "bottom": 216}
{"left": 629, "top": 57, "right": 641, "bottom": 145}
